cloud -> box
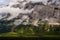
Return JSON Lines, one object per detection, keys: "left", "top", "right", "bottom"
{"left": 0, "top": 6, "right": 34, "bottom": 20}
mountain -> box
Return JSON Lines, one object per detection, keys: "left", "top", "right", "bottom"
{"left": 48, "top": 0, "right": 60, "bottom": 5}
{"left": 0, "top": 0, "right": 60, "bottom": 33}
{"left": 0, "top": 0, "right": 60, "bottom": 37}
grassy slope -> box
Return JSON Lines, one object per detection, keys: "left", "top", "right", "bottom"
{"left": 0, "top": 24, "right": 60, "bottom": 37}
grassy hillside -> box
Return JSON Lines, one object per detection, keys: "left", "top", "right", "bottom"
{"left": 0, "top": 23, "right": 60, "bottom": 37}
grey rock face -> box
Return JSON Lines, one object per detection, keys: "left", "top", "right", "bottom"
{"left": 0, "top": 0, "right": 60, "bottom": 26}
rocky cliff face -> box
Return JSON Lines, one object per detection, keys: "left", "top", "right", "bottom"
{"left": 0, "top": 0, "right": 60, "bottom": 26}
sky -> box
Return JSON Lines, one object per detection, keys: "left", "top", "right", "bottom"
{"left": 0, "top": 0, "right": 10, "bottom": 7}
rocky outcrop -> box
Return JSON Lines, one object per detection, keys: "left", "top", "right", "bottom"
{"left": 0, "top": 0, "right": 60, "bottom": 26}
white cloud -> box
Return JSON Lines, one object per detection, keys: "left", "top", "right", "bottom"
{"left": 0, "top": 6, "right": 34, "bottom": 20}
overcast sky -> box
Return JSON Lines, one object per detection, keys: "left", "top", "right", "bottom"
{"left": 0, "top": 0, "right": 10, "bottom": 7}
